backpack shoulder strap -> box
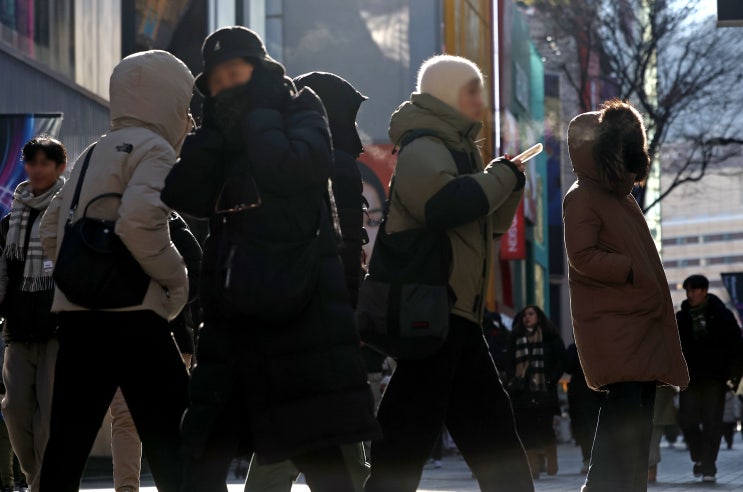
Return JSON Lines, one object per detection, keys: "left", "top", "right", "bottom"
{"left": 384, "top": 130, "right": 444, "bottom": 227}
{"left": 67, "top": 144, "right": 97, "bottom": 223}
{"left": 393, "top": 129, "right": 442, "bottom": 155}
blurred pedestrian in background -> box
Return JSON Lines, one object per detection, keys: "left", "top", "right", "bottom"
{"left": 507, "top": 305, "right": 565, "bottom": 479}
{"left": 0, "top": 336, "right": 18, "bottom": 492}
{"left": 564, "top": 343, "right": 602, "bottom": 475}
{"left": 0, "top": 135, "right": 67, "bottom": 492}
{"left": 676, "top": 274, "right": 743, "bottom": 483}
{"left": 564, "top": 100, "right": 689, "bottom": 492}
{"left": 721, "top": 389, "right": 741, "bottom": 450}
{"left": 648, "top": 386, "right": 679, "bottom": 484}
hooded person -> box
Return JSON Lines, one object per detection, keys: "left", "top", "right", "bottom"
{"left": 363, "top": 55, "right": 534, "bottom": 492}
{"left": 38, "top": 50, "right": 194, "bottom": 492}
{"left": 161, "top": 27, "right": 380, "bottom": 492}
{"left": 563, "top": 99, "right": 689, "bottom": 492}
{"left": 294, "top": 70, "right": 387, "bottom": 445}
{"left": 294, "top": 71, "right": 367, "bottom": 307}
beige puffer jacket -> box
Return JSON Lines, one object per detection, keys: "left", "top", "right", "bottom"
{"left": 40, "top": 50, "right": 194, "bottom": 321}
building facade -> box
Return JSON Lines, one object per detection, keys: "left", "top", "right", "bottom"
{"left": 661, "top": 156, "right": 743, "bottom": 312}
{"left": 0, "top": 1, "right": 114, "bottom": 163}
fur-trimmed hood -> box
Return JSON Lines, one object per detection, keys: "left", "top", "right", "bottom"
{"left": 567, "top": 111, "right": 636, "bottom": 196}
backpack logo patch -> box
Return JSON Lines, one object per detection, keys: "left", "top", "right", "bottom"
{"left": 116, "top": 143, "right": 134, "bottom": 154}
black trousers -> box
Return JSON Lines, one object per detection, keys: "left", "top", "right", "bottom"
{"left": 182, "top": 342, "right": 355, "bottom": 492}
{"left": 584, "top": 381, "right": 656, "bottom": 492}
{"left": 679, "top": 378, "right": 727, "bottom": 475}
{"left": 514, "top": 407, "right": 557, "bottom": 451}
{"left": 39, "top": 310, "right": 189, "bottom": 492}
{"left": 365, "top": 316, "right": 533, "bottom": 492}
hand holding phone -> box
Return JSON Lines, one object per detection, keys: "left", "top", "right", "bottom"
{"left": 505, "top": 143, "right": 543, "bottom": 173}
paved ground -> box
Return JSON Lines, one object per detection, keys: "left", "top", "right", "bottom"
{"left": 81, "top": 435, "right": 743, "bottom": 492}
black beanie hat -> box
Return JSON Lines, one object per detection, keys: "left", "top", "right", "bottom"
{"left": 195, "top": 26, "right": 285, "bottom": 96}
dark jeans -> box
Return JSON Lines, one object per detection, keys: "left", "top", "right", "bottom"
{"left": 679, "top": 378, "right": 727, "bottom": 475}
{"left": 583, "top": 381, "right": 656, "bottom": 492}
{"left": 365, "top": 316, "right": 533, "bottom": 492}
{"left": 39, "top": 310, "right": 189, "bottom": 492}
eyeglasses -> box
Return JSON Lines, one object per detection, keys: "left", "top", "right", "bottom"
{"left": 365, "top": 208, "right": 383, "bottom": 227}
{"left": 214, "top": 172, "right": 262, "bottom": 214}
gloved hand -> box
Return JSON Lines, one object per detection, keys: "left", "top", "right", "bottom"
{"left": 488, "top": 157, "right": 526, "bottom": 191}
{"left": 211, "top": 68, "right": 293, "bottom": 144}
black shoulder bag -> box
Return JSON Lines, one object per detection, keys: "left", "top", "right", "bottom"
{"left": 356, "top": 131, "right": 454, "bottom": 360}
{"left": 53, "top": 145, "right": 151, "bottom": 309}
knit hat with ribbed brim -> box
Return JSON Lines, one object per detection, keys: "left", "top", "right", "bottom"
{"left": 195, "top": 26, "right": 285, "bottom": 96}
{"left": 416, "top": 55, "right": 483, "bottom": 110}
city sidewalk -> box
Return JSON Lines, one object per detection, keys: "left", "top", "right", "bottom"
{"left": 82, "top": 435, "right": 743, "bottom": 492}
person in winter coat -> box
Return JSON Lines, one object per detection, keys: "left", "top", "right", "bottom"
{"left": 160, "top": 27, "right": 379, "bottom": 492}
{"left": 648, "top": 386, "right": 679, "bottom": 484}
{"left": 563, "top": 99, "right": 689, "bottom": 492}
{"left": 506, "top": 305, "right": 566, "bottom": 479}
{"left": 364, "top": 55, "right": 533, "bottom": 492}
{"left": 0, "top": 135, "right": 66, "bottom": 492}
{"left": 564, "top": 343, "right": 603, "bottom": 475}
{"left": 721, "top": 389, "right": 740, "bottom": 450}
{"left": 38, "top": 50, "right": 193, "bottom": 492}
{"left": 109, "top": 212, "right": 202, "bottom": 492}
{"left": 676, "top": 274, "right": 743, "bottom": 482}
{"left": 242, "top": 71, "right": 373, "bottom": 492}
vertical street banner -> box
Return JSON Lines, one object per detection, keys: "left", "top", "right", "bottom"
{"left": 500, "top": 199, "right": 526, "bottom": 260}
{"left": 721, "top": 272, "right": 743, "bottom": 322}
{"left": 0, "top": 113, "right": 64, "bottom": 217}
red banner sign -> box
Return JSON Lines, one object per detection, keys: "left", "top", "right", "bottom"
{"left": 500, "top": 199, "right": 526, "bottom": 260}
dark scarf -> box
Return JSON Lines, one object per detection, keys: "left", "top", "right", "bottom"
{"left": 689, "top": 297, "right": 710, "bottom": 340}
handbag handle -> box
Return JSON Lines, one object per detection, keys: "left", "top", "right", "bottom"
{"left": 66, "top": 144, "right": 97, "bottom": 224}
{"left": 66, "top": 144, "right": 124, "bottom": 223}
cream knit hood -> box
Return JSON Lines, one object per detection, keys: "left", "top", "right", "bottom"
{"left": 416, "top": 55, "right": 483, "bottom": 111}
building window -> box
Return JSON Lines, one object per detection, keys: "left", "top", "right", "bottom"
{"left": 265, "top": 0, "right": 283, "bottom": 61}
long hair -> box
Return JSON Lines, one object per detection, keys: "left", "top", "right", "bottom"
{"left": 512, "top": 305, "right": 559, "bottom": 338}
{"left": 594, "top": 99, "right": 651, "bottom": 192}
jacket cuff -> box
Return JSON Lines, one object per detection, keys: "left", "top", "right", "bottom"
{"left": 495, "top": 158, "right": 526, "bottom": 191}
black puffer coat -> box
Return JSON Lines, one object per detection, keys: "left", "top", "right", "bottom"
{"left": 294, "top": 72, "right": 367, "bottom": 307}
{"left": 677, "top": 293, "right": 743, "bottom": 383}
{"left": 162, "top": 83, "right": 379, "bottom": 463}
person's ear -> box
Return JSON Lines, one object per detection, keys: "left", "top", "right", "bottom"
{"left": 57, "top": 162, "right": 67, "bottom": 176}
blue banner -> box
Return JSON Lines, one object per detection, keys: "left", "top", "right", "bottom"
{"left": 722, "top": 272, "right": 743, "bottom": 322}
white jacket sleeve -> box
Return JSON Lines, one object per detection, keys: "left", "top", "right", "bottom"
{"left": 116, "top": 143, "right": 188, "bottom": 319}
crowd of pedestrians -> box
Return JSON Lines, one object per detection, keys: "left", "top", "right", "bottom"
{"left": 0, "top": 24, "right": 741, "bottom": 492}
